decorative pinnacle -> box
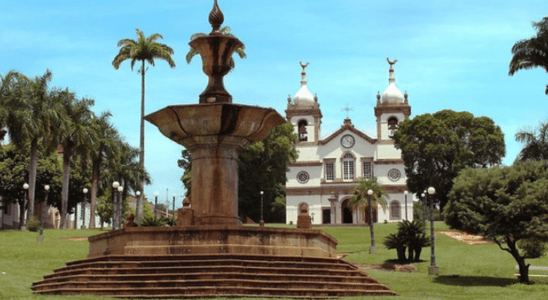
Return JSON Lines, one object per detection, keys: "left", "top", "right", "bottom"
{"left": 209, "top": 0, "right": 224, "bottom": 34}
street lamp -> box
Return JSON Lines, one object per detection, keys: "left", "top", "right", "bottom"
{"left": 82, "top": 188, "right": 88, "bottom": 229}
{"left": 117, "top": 185, "right": 123, "bottom": 229}
{"left": 427, "top": 186, "right": 438, "bottom": 275}
{"left": 154, "top": 192, "right": 159, "bottom": 218}
{"left": 367, "top": 189, "right": 376, "bottom": 254}
{"left": 260, "top": 191, "right": 264, "bottom": 227}
{"left": 23, "top": 183, "right": 29, "bottom": 228}
{"left": 421, "top": 192, "right": 427, "bottom": 225}
{"left": 38, "top": 185, "right": 50, "bottom": 241}
{"left": 404, "top": 190, "right": 408, "bottom": 221}
{"left": 112, "top": 181, "right": 119, "bottom": 230}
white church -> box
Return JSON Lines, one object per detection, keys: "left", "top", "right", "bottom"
{"left": 285, "top": 60, "right": 415, "bottom": 225}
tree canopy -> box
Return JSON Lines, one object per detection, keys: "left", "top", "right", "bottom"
{"left": 509, "top": 17, "right": 548, "bottom": 95}
{"left": 515, "top": 120, "right": 548, "bottom": 161}
{"left": 393, "top": 110, "right": 505, "bottom": 210}
{"left": 445, "top": 160, "right": 548, "bottom": 283}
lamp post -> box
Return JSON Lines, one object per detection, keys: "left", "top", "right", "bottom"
{"left": 260, "top": 191, "right": 264, "bottom": 227}
{"left": 154, "top": 191, "right": 159, "bottom": 218}
{"left": 112, "top": 181, "right": 119, "bottom": 230}
{"left": 117, "top": 185, "right": 123, "bottom": 229}
{"left": 427, "top": 186, "right": 438, "bottom": 275}
{"left": 404, "top": 190, "right": 408, "bottom": 221}
{"left": 421, "top": 192, "right": 427, "bottom": 225}
{"left": 82, "top": 188, "right": 88, "bottom": 229}
{"left": 38, "top": 185, "right": 50, "bottom": 241}
{"left": 367, "top": 189, "right": 376, "bottom": 254}
{"left": 23, "top": 183, "right": 29, "bottom": 228}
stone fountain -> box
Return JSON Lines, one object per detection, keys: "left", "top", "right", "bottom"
{"left": 31, "top": 1, "right": 396, "bottom": 297}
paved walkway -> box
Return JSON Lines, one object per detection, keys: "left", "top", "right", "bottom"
{"left": 438, "top": 230, "right": 493, "bottom": 245}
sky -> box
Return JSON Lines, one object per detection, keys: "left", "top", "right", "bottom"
{"left": 1, "top": 0, "right": 548, "bottom": 209}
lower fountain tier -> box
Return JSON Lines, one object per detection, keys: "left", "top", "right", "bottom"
{"left": 88, "top": 226, "right": 338, "bottom": 259}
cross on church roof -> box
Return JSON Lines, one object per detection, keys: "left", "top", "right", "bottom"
{"left": 341, "top": 103, "right": 353, "bottom": 119}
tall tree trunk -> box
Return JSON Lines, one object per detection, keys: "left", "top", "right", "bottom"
{"left": 136, "top": 60, "right": 145, "bottom": 223}
{"left": 60, "top": 144, "right": 72, "bottom": 229}
{"left": 26, "top": 138, "right": 38, "bottom": 223}
{"left": 89, "top": 157, "right": 101, "bottom": 229}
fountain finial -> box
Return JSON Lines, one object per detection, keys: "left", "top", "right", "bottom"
{"left": 209, "top": 0, "right": 224, "bottom": 34}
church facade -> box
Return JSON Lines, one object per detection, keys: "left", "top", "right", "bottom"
{"left": 285, "top": 60, "right": 414, "bottom": 225}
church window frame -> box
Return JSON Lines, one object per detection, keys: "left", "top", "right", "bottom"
{"left": 361, "top": 158, "right": 374, "bottom": 179}
{"left": 342, "top": 153, "right": 355, "bottom": 181}
{"left": 297, "top": 119, "right": 308, "bottom": 142}
{"left": 387, "top": 116, "right": 399, "bottom": 138}
{"left": 324, "top": 159, "right": 335, "bottom": 181}
{"left": 389, "top": 200, "right": 401, "bottom": 221}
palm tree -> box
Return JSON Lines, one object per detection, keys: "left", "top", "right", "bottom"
{"left": 1, "top": 70, "right": 62, "bottom": 224}
{"left": 515, "top": 121, "right": 548, "bottom": 161}
{"left": 112, "top": 28, "right": 175, "bottom": 222}
{"left": 107, "top": 141, "right": 151, "bottom": 227}
{"left": 509, "top": 17, "right": 548, "bottom": 95}
{"left": 349, "top": 177, "right": 388, "bottom": 254}
{"left": 87, "top": 111, "right": 118, "bottom": 229}
{"left": 0, "top": 71, "right": 21, "bottom": 146}
{"left": 186, "top": 26, "right": 246, "bottom": 69}
{"left": 57, "top": 89, "right": 95, "bottom": 228}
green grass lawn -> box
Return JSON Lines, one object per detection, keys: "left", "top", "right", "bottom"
{"left": 1, "top": 223, "right": 548, "bottom": 299}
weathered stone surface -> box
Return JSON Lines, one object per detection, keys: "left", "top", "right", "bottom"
{"left": 88, "top": 226, "right": 338, "bottom": 259}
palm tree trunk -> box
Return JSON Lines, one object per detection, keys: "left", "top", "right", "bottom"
{"left": 369, "top": 198, "right": 377, "bottom": 254}
{"left": 60, "top": 144, "right": 72, "bottom": 229}
{"left": 136, "top": 60, "right": 145, "bottom": 223}
{"left": 27, "top": 138, "right": 39, "bottom": 223}
{"left": 89, "top": 158, "right": 100, "bottom": 229}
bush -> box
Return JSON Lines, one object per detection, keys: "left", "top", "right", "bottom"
{"left": 383, "top": 232, "right": 407, "bottom": 262}
{"left": 384, "top": 220, "right": 430, "bottom": 262}
{"left": 139, "top": 215, "right": 167, "bottom": 227}
{"left": 26, "top": 217, "right": 41, "bottom": 232}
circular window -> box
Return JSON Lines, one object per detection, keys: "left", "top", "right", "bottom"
{"left": 297, "top": 171, "right": 310, "bottom": 184}
{"left": 387, "top": 168, "right": 401, "bottom": 182}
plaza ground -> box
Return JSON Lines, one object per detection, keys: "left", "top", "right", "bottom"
{"left": 1, "top": 222, "right": 547, "bottom": 299}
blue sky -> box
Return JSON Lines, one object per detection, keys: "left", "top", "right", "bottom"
{"left": 1, "top": 0, "right": 547, "bottom": 208}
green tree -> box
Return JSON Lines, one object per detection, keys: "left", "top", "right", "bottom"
{"left": 515, "top": 121, "right": 548, "bottom": 161}
{"left": 87, "top": 111, "right": 119, "bottom": 228}
{"left": 445, "top": 160, "right": 548, "bottom": 283}
{"left": 393, "top": 110, "right": 505, "bottom": 212}
{"left": 509, "top": 17, "right": 548, "bottom": 95}
{"left": 113, "top": 28, "right": 176, "bottom": 222}
{"left": 237, "top": 122, "right": 298, "bottom": 223}
{"left": 56, "top": 90, "right": 94, "bottom": 228}
{"left": 0, "top": 70, "right": 62, "bottom": 224}
{"left": 349, "top": 177, "right": 388, "bottom": 254}
{"left": 0, "top": 143, "right": 62, "bottom": 229}
{"left": 186, "top": 26, "right": 246, "bottom": 70}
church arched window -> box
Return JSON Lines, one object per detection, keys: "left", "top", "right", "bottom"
{"left": 298, "top": 120, "right": 308, "bottom": 142}
{"left": 389, "top": 200, "right": 401, "bottom": 221}
{"left": 388, "top": 116, "right": 399, "bottom": 138}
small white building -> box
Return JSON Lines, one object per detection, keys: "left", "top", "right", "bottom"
{"left": 285, "top": 60, "right": 414, "bottom": 225}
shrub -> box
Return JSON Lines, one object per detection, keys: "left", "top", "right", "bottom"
{"left": 384, "top": 220, "right": 430, "bottom": 262}
{"left": 139, "top": 215, "right": 167, "bottom": 227}
{"left": 26, "top": 217, "right": 41, "bottom": 232}
{"left": 383, "top": 232, "right": 407, "bottom": 262}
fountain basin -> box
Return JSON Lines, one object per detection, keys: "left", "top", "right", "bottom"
{"left": 88, "top": 226, "right": 338, "bottom": 259}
